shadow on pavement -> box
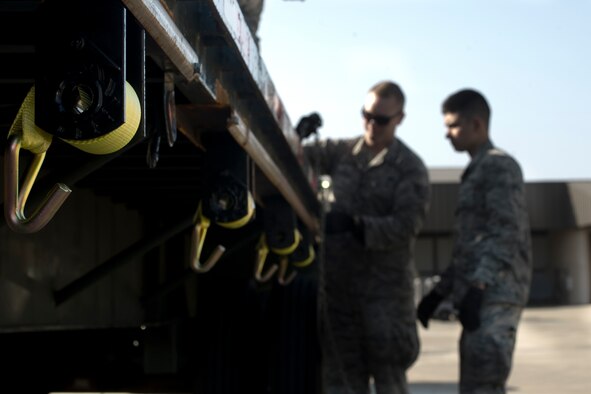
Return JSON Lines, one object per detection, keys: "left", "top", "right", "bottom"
{"left": 409, "top": 382, "right": 458, "bottom": 394}
{"left": 409, "top": 382, "right": 521, "bottom": 393}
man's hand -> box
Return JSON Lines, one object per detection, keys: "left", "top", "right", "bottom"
{"left": 324, "top": 211, "right": 363, "bottom": 243}
{"left": 295, "top": 112, "right": 322, "bottom": 140}
{"left": 458, "top": 286, "right": 485, "bottom": 331}
{"left": 417, "top": 290, "right": 444, "bottom": 329}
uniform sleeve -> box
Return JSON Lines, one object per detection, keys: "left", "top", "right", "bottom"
{"left": 472, "top": 155, "right": 526, "bottom": 286}
{"left": 303, "top": 138, "right": 349, "bottom": 175}
{"left": 360, "top": 157, "right": 431, "bottom": 251}
{"left": 433, "top": 263, "right": 455, "bottom": 297}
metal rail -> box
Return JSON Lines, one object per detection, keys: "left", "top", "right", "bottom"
{"left": 121, "top": 0, "right": 201, "bottom": 83}
{"left": 121, "top": 0, "right": 320, "bottom": 233}
{"left": 227, "top": 115, "right": 318, "bottom": 232}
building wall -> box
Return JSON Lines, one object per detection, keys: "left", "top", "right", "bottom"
{"left": 529, "top": 233, "right": 559, "bottom": 304}
{"left": 417, "top": 179, "right": 591, "bottom": 306}
{"left": 550, "top": 230, "right": 591, "bottom": 304}
{"left": 415, "top": 230, "right": 591, "bottom": 306}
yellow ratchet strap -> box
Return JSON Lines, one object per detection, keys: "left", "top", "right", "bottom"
{"left": 8, "top": 86, "right": 53, "bottom": 154}
{"left": 61, "top": 81, "right": 141, "bottom": 154}
{"left": 5, "top": 87, "right": 69, "bottom": 233}
{"left": 291, "top": 245, "right": 315, "bottom": 268}
{"left": 216, "top": 191, "right": 256, "bottom": 229}
{"left": 10, "top": 82, "right": 141, "bottom": 155}
{"left": 269, "top": 229, "right": 301, "bottom": 255}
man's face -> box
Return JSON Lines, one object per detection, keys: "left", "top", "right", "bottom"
{"left": 362, "top": 92, "right": 403, "bottom": 149}
{"left": 443, "top": 112, "right": 480, "bottom": 154}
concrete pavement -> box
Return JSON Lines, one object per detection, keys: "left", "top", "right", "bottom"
{"left": 407, "top": 305, "right": 591, "bottom": 393}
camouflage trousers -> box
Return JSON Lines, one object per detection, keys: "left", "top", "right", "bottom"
{"left": 318, "top": 233, "right": 419, "bottom": 394}
{"left": 319, "top": 294, "right": 419, "bottom": 394}
{"left": 459, "top": 303, "right": 523, "bottom": 394}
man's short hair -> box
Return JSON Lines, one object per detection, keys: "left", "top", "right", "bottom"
{"left": 442, "top": 89, "right": 490, "bottom": 124}
{"left": 369, "top": 80, "right": 405, "bottom": 107}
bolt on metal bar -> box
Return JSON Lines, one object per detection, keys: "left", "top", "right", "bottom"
{"left": 121, "top": 0, "right": 200, "bottom": 82}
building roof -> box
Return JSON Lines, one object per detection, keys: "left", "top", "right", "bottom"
{"left": 424, "top": 169, "right": 591, "bottom": 232}
{"left": 429, "top": 168, "right": 462, "bottom": 183}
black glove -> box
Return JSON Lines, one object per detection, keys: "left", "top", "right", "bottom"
{"left": 324, "top": 211, "right": 363, "bottom": 242}
{"left": 458, "top": 286, "right": 484, "bottom": 332}
{"left": 417, "top": 290, "right": 445, "bottom": 329}
{"left": 295, "top": 112, "right": 322, "bottom": 140}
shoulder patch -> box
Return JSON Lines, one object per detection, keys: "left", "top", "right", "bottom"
{"left": 488, "top": 148, "right": 507, "bottom": 157}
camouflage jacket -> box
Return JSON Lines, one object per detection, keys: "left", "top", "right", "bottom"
{"left": 435, "top": 140, "right": 532, "bottom": 307}
{"left": 304, "top": 136, "right": 430, "bottom": 317}
{"left": 305, "top": 136, "right": 430, "bottom": 250}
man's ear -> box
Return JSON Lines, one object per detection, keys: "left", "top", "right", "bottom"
{"left": 472, "top": 115, "right": 487, "bottom": 137}
{"left": 396, "top": 111, "right": 405, "bottom": 125}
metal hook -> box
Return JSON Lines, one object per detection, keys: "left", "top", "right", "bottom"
{"left": 254, "top": 235, "right": 278, "bottom": 283}
{"left": 277, "top": 256, "right": 297, "bottom": 286}
{"left": 147, "top": 68, "right": 177, "bottom": 168}
{"left": 4, "top": 134, "right": 71, "bottom": 233}
{"left": 163, "top": 70, "right": 177, "bottom": 147}
{"left": 146, "top": 132, "right": 161, "bottom": 169}
{"left": 189, "top": 205, "right": 225, "bottom": 273}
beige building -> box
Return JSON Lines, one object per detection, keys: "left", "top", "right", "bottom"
{"left": 416, "top": 169, "right": 591, "bottom": 306}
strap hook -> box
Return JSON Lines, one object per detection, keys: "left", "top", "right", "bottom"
{"left": 254, "top": 234, "right": 279, "bottom": 283}
{"left": 189, "top": 202, "right": 225, "bottom": 273}
{"left": 4, "top": 134, "right": 71, "bottom": 233}
{"left": 277, "top": 256, "right": 297, "bottom": 286}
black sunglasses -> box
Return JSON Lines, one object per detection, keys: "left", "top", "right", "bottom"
{"left": 361, "top": 108, "right": 401, "bottom": 126}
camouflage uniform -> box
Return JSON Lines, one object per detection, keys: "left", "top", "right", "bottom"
{"left": 433, "top": 140, "right": 532, "bottom": 394}
{"left": 305, "top": 136, "right": 430, "bottom": 394}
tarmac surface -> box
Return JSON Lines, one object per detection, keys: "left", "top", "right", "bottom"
{"left": 407, "top": 305, "right": 591, "bottom": 393}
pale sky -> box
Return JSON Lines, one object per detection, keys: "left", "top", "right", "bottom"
{"left": 258, "top": 0, "right": 591, "bottom": 181}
